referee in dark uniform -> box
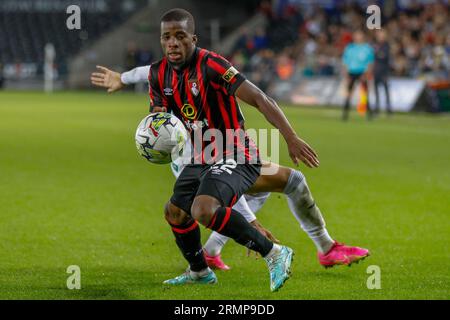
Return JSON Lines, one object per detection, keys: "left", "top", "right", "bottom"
{"left": 373, "top": 30, "right": 392, "bottom": 115}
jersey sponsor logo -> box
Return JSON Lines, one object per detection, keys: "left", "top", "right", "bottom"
{"left": 181, "top": 103, "right": 198, "bottom": 120}
{"left": 164, "top": 87, "right": 173, "bottom": 96}
{"left": 222, "top": 66, "right": 238, "bottom": 83}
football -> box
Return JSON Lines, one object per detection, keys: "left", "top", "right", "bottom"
{"left": 135, "top": 112, "right": 188, "bottom": 164}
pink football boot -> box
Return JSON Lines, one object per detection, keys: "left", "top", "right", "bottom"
{"left": 204, "top": 250, "right": 231, "bottom": 271}
{"left": 318, "top": 241, "right": 370, "bottom": 268}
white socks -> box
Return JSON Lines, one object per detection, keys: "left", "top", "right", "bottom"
{"left": 204, "top": 170, "right": 335, "bottom": 256}
{"left": 203, "top": 194, "right": 268, "bottom": 257}
{"left": 190, "top": 267, "right": 212, "bottom": 278}
{"left": 244, "top": 192, "right": 271, "bottom": 213}
{"left": 203, "top": 231, "right": 229, "bottom": 257}
{"left": 264, "top": 243, "right": 282, "bottom": 260}
{"left": 284, "top": 170, "right": 334, "bottom": 254}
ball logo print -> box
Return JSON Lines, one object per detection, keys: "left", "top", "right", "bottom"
{"left": 149, "top": 116, "right": 170, "bottom": 136}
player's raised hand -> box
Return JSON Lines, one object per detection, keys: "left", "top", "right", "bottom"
{"left": 90, "top": 65, "right": 124, "bottom": 93}
{"left": 286, "top": 135, "right": 320, "bottom": 168}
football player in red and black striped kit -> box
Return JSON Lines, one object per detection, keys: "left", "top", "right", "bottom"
{"left": 97, "top": 8, "right": 370, "bottom": 292}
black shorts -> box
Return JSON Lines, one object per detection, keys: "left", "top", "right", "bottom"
{"left": 170, "top": 162, "right": 262, "bottom": 215}
{"left": 347, "top": 72, "right": 366, "bottom": 91}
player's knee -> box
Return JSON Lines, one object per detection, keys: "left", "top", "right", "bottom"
{"left": 273, "top": 166, "right": 296, "bottom": 192}
{"left": 191, "top": 196, "right": 220, "bottom": 226}
{"left": 190, "top": 203, "right": 212, "bottom": 226}
{"left": 164, "top": 201, "right": 188, "bottom": 225}
{"left": 282, "top": 167, "right": 294, "bottom": 183}
{"left": 283, "top": 169, "right": 306, "bottom": 194}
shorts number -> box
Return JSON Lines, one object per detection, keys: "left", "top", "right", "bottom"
{"left": 211, "top": 159, "right": 237, "bottom": 175}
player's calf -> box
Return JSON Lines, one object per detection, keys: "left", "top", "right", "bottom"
{"left": 250, "top": 165, "right": 335, "bottom": 254}
{"left": 206, "top": 207, "right": 273, "bottom": 257}
{"left": 191, "top": 194, "right": 274, "bottom": 254}
{"left": 165, "top": 201, "right": 210, "bottom": 273}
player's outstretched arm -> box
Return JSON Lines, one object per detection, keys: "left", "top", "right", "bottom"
{"left": 236, "top": 80, "right": 320, "bottom": 168}
{"left": 91, "top": 65, "right": 125, "bottom": 93}
{"left": 91, "top": 65, "right": 151, "bottom": 93}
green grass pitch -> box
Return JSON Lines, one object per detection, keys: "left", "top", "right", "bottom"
{"left": 0, "top": 91, "right": 449, "bottom": 299}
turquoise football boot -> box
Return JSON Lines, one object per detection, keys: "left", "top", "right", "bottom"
{"left": 265, "top": 246, "right": 294, "bottom": 292}
{"left": 163, "top": 269, "right": 217, "bottom": 285}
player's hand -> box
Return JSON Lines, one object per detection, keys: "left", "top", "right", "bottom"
{"left": 90, "top": 65, "right": 125, "bottom": 93}
{"left": 151, "top": 106, "right": 167, "bottom": 113}
{"left": 247, "top": 220, "right": 281, "bottom": 258}
{"left": 251, "top": 220, "right": 280, "bottom": 244}
{"left": 286, "top": 135, "right": 320, "bottom": 168}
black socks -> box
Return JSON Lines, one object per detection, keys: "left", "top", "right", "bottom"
{"left": 207, "top": 207, "right": 273, "bottom": 257}
{"left": 169, "top": 218, "right": 207, "bottom": 272}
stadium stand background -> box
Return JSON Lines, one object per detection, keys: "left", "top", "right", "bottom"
{"left": 0, "top": 0, "right": 148, "bottom": 85}
{"left": 0, "top": 0, "right": 261, "bottom": 88}
{"left": 231, "top": 0, "right": 449, "bottom": 112}
{"left": 1, "top": 0, "right": 448, "bottom": 111}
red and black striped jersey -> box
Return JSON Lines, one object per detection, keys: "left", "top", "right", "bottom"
{"left": 148, "top": 47, "right": 258, "bottom": 164}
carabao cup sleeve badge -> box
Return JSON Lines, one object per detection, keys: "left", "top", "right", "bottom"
{"left": 222, "top": 66, "right": 238, "bottom": 83}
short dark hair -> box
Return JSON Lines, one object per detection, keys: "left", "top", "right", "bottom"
{"left": 161, "top": 8, "right": 195, "bottom": 34}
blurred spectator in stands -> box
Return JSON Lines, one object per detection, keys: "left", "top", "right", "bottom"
{"left": 315, "top": 33, "right": 335, "bottom": 75}
{"left": 124, "top": 41, "right": 139, "bottom": 71}
{"left": 342, "top": 30, "right": 375, "bottom": 121}
{"left": 258, "top": 0, "right": 274, "bottom": 18}
{"left": 253, "top": 28, "right": 269, "bottom": 51}
{"left": 373, "top": 30, "right": 392, "bottom": 115}
{"left": 304, "top": 9, "right": 325, "bottom": 37}
{"left": 136, "top": 45, "right": 154, "bottom": 67}
{"left": 0, "top": 62, "right": 3, "bottom": 89}
{"left": 247, "top": 49, "right": 275, "bottom": 92}
{"left": 402, "top": 34, "right": 421, "bottom": 76}
{"left": 235, "top": 28, "right": 256, "bottom": 57}
{"left": 276, "top": 51, "right": 295, "bottom": 81}
{"left": 432, "top": 36, "right": 449, "bottom": 78}
{"left": 445, "top": 34, "right": 450, "bottom": 76}
{"left": 235, "top": 0, "right": 448, "bottom": 92}
{"left": 230, "top": 49, "right": 248, "bottom": 72}
{"left": 124, "top": 41, "right": 139, "bottom": 90}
